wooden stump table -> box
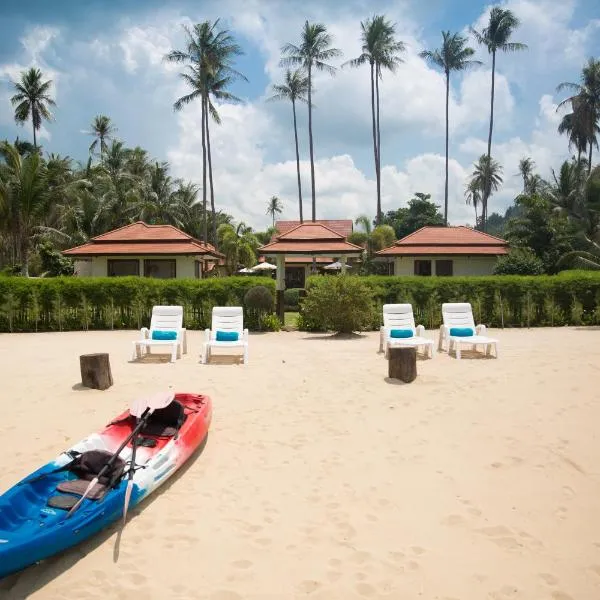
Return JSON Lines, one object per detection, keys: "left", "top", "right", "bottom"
{"left": 79, "top": 353, "right": 113, "bottom": 390}
{"left": 388, "top": 346, "right": 417, "bottom": 383}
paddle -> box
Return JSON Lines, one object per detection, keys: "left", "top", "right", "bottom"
{"left": 66, "top": 391, "right": 174, "bottom": 519}
{"left": 121, "top": 428, "right": 140, "bottom": 525}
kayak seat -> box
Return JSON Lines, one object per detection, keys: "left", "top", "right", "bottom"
{"left": 56, "top": 479, "right": 108, "bottom": 500}
{"left": 139, "top": 400, "right": 186, "bottom": 438}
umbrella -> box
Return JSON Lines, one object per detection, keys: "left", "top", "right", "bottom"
{"left": 323, "top": 261, "right": 351, "bottom": 270}
{"left": 251, "top": 262, "right": 277, "bottom": 271}
{"left": 237, "top": 267, "right": 254, "bottom": 273}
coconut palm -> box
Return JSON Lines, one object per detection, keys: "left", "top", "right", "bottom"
{"left": 269, "top": 69, "right": 309, "bottom": 222}
{"left": 466, "top": 154, "right": 503, "bottom": 226}
{"left": 471, "top": 8, "right": 527, "bottom": 229}
{"left": 87, "top": 115, "right": 117, "bottom": 160}
{"left": 266, "top": 195, "right": 283, "bottom": 227}
{"left": 10, "top": 67, "right": 56, "bottom": 149}
{"left": 557, "top": 58, "right": 600, "bottom": 175}
{"left": 281, "top": 22, "right": 342, "bottom": 221}
{"left": 345, "top": 16, "right": 405, "bottom": 225}
{"left": 516, "top": 157, "right": 535, "bottom": 194}
{"left": 464, "top": 178, "right": 482, "bottom": 225}
{"left": 420, "top": 31, "right": 480, "bottom": 225}
{"left": 217, "top": 222, "right": 260, "bottom": 274}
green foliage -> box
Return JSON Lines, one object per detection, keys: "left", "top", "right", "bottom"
{"left": 38, "top": 241, "right": 75, "bottom": 276}
{"left": 494, "top": 249, "right": 545, "bottom": 275}
{"left": 370, "top": 224, "right": 396, "bottom": 251}
{"left": 283, "top": 287, "right": 303, "bottom": 310}
{"left": 381, "top": 194, "right": 444, "bottom": 239}
{"left": 0, "top": 276, "right": 275, "bottom": 332}
{"left": 243, "top": 285, "right": 275, "bottom": 330}
{"left": 296, "top": 272, "right": 600, "bottom": 331}
{"left": 260, "top": 313, "right": 282, "bottom": 331}
{"left": 300, "top": 275, "right": 376, "bottom": 333}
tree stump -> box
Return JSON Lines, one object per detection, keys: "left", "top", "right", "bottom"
{"left": 388, "top": 346, "right": 417, "bottom": 383}
{"left": 80, "top": 353, "right": 113, "bottom": 390}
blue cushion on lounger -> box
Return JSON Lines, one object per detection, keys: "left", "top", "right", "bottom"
{"left": 216, "top": 330, "right": 239, "bottom": 342}
{"left": 449, "top": 327, "right": 474, "bottom": 337}
{"left": 390, "top": 329, "right": 413, "bottom": 339}
{"left": 152, "top": 330, "right": 177, "bottom": 341}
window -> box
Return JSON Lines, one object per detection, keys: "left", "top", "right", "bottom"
{"left": 414, "top": 260, "right": 432, "bottom": 276}
{"left": 143, "top": 259, "right": 176, "bottom": 279}
{"left": 285, "top": 267, "right": 305, "bottom": 289}
{"left": 194, "top": 261, "right": 202, "bottom": 279}
{"left": 107, "top": 259, "right": 139, "bottom": 277}
{"left": 435, "top": 259, "right": 453, "bottom": 276}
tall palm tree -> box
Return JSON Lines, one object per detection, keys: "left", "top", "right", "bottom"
{"left": 467, "top": 154, "right": 503, "bottom": 227}
{"left": 420, "top": 31, "right": 480, "bottom": 225}
{"left": 165, "top": 20, "right": 246, "bottom": 244}
{"left": 345, "top": 16, "right": 405, "bottom": 225}
{"left": 471, "top": 8, "right": 526, "bottom": 229}
{"left": 281, "top": 22, "right": 342, "bottom": 221}
{"left": 266, "top": 195, "right": 283, "bottom": 227}
{"left": 217, "top": 222, "right": 260, "bottom": 274}
{"left": 10, "top": 67, "right": 56, "bottom": 149}
{"left": 87, "top": 115, "right": 117, "bottom": 161}
{"left": 269, "top": 69, "right": 309, "bottom": 222}
{"left": 557, "top": 103, "right": 589, "bottom": 166}
{"left": 557, "top": 58, "right": 600, "bottom": 175}
{"left": 464, "top": 178, "right": 482, "bottom": 225}
{"left": 517, "top": 157, "right": 535, "bottom": 194}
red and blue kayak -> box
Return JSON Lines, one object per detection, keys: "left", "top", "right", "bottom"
{"left": 0, "top": 392, "right": 212, "bottom": 579}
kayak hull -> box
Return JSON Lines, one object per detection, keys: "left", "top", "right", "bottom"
{"left": 0, "top": 392, "right": 212, "bottom": 579}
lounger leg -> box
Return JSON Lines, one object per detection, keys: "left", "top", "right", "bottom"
{"left": 494, "top": 343, "right": 498, "bottom": 358}
{"left": 379, "top": 329, "right": 383, "bottom": 353}
{"left": 171, "top": 344, "right": 177, "bottom": 363}
{"left": 455, "top": 342, "right": 461, "bottom": 360}
{"left": 244, "top": 346, "right": 248, "bottom": 364}
{"left": 203, "top": 344, "right": 209, "bottom": 364}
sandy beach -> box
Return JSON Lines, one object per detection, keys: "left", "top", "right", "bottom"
{"left": 1, "top": 327, "right": 600, "bottom": 599}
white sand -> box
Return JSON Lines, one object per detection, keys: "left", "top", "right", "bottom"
{"left": 1, "top": 327, "right": 600, "bottom": 599}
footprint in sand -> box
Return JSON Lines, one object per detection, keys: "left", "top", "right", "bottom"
{"left": 478, "top": 526, "right": 523, "bottom": 551}
{"left": 356, "top": 582, "right": 377, "bottom": 597}
{"left": 232, "top": 559, "right": 253, "bottom": 569}
{"left": 297, "top": 580, "right": 322, "bottom": 593}
{"left": 539, "top": 573, "right": 559, "bottom": 586}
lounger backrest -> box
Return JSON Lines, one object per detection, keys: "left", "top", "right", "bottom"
{"left": 150, "top": 305, "right": 183, "bottom": 332}
{"left": 442, "top": 303, "right": 475, "bottom": 330}
{"left": 211, "top": 306, "right": 244, "bottom": 339}
{"left": 382, "top": 304, "right": 416, "bottom": 334}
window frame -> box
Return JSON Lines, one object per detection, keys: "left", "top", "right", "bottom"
{"left": 107, "top": 259, "right": 140, "bottom": 277}
{"left": 414, "top": 259, "right": 432, "bottom": 276}
{"left": 143, "top": 259, "right": 177, "bottom": 279}
{"left": 435, "top": 259, "right": 454, "bottom": 276}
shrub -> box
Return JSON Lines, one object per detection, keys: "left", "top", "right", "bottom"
{"left": 493, "top": 249, "right": 544, "bottom": 276}
{"left": 243, "top": 285, "right": 275, "bottom": 331}
{"left": 300, "top": 275, "right": 375, "bottom": 333}
{"left": 284, "top": 287, "right": 303, "bottom": 310}
{"left": 260, "top": 313, "right": 282, "bottom": 331}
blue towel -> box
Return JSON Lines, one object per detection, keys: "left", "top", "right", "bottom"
{"left": 390, "top": 329, "right": 413, "bottom": 339}
{"left": 449, "top": 327, "right": 474, "bottom": 337}
{"left": 216, "top": 330, "right": 239, "bottom": 342}
{"left": 152, "top": 330, "right": 178, "bottom": 341}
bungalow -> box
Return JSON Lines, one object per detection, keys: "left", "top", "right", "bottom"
{"left": 376, "top": 226, "right": 509, "bottom": 276}
{"left": 62, "top": 222, "right": 224, "bottom": 279}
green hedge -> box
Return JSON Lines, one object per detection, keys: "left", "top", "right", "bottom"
{"left": 300, "top": 272, "right": 600, "bottom": 330}
{"left": 0, "top": 276, "right": 275, "bottom": 333}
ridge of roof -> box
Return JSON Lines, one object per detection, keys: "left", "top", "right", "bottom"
{"left": 276, "top": 222, "right": 346, "bottom": 240}
{"left": 393, "top": 225, "right": 508, "bottom": 246}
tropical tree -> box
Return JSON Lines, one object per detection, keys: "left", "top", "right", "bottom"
{"left": 10, "top": 67, "right": 56, "bottom": 148}
{"left": 516, "top": 157, "right": 535, "bottom": 194}
{"left": 268, "top": 69, "right": 309, "bottom": 222}
{"left": 419, "top": 31, "right": 480, "bottom": 224}
{"left": 381, "top": 193, "right": 444, "bottom": 238}
{"left": 217, "top": 222, "right": 260, "bottom": 273}
{"left": 281, "top": 22, "right": 342, "bottom": 221}
{"left": 466, "top": 154, "right": 503, "bottom": 226}
{"left": 345, "top": 15, "right": 405, "bottom": 224}
{"left": 557, "top": 58, "right": 600, "bottom": 175}
{"left": 464, "top": 178, "right": 482, "bottom": 224}
{"left": 266, "top": 195, "right": 283, "bottom": 227}
{"left": 471, "top": 8, "right": 526, "bottom": 229}
{"left": 87, "top": 115, "right": 117, "bottom": 160}
{"left": 557, "top": 101, "right": 590, "bottom": 166}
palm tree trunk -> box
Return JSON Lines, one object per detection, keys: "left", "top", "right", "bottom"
{"left": 32, "top": 123, "right": 37, "bottom": 149}
{"left": 201, "top": 93, "right": 208, "bottom": 244}
{"left": 205, "top": 98, "right": 217, "bottom": 245}
{"left": 375, "top": 65, "right": 382, "bottom": 225}
{"left": 589, "top": 143, "right": 593, "bottom": 176}
{"left": 444, "top": 69, "right": 450, "bottom": 226}
{"left": 369, "top": 61, "right": 379, "bottom": 225}
{"left": 307, "top": 64, "right": 316, "bottom": 221}
{"left": 483, "top": 50, "right": 497, "bottom": 232}
{"left": 292, "top": 98, "right": 303, "bottom": 223}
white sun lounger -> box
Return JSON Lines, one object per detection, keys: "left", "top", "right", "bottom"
{"left": 132, "top": 305, "right": 185, "bottom": 363}
{"left": 438, "top": 302, "right": 498, "bottom": 359}
{"left": 379, "top": 303, "right": 434, "bottom": 359}
{"left": 203, "top": 306, "right": 249, "bottom": 364}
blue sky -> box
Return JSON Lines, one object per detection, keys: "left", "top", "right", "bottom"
{"left": 1, "top": 0, "right": 599, "bottom": 228}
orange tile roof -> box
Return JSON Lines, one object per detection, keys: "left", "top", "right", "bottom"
{"left": 376, "top": 226, "right": 509, "bottom": 256}
{"left": 92, "top": 221, "right": 190, "bottom": 242}
{"left": 284, "top": 256, "right": 334, "bottom": 264}
{"left": 276, "top": 219, "right": 353, "bottom": 238}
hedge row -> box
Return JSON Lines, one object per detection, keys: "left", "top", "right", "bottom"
{"left": 302, "top": 271, "right": 600, "bottom": 329}
{"left": 0, "top": 276, "right": 276, "bottom": 332}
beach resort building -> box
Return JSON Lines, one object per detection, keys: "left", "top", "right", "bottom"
{"left": 376, "top": 226, "right": 509, "bottom": 276}
{"left": 62, "top": 222, "right": 224, "bottom": 279}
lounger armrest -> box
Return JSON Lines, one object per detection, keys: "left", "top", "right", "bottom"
{"left": 204, "top": 328, "right": 211, "bottom": 343}
{"left": 415, "top": 324, "right": 425, "bottom": 336}
{"left": 141, "top": 327, "right": 149, "bottom": 339}
{"left": 476, "top": 324, "right": 487, "bottom": 336}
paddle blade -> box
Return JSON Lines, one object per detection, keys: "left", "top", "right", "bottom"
{"left": 130, "top": 391, "right": 175, "bottom": 418}
{"left": 66, "top": 476, "right": 99, "bottom": 518}
{"left": 122, "top": 480, "right": 134, "bottom": 525}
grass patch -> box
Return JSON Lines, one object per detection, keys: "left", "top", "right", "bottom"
{"left": 284, "top": 311, "right": 299, "bottom": 328}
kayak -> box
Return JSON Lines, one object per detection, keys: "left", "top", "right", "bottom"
{"left": 0, "top": 392, "right": 212, "bottom": 579}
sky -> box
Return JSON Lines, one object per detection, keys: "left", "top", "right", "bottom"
{"left": 0, "top": 0, "right": 599, "bottom": 230}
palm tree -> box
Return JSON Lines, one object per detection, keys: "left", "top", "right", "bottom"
{"left": 557, "top": 104, "right": 589, "bottom": 166}
{"left": 345, "top": 16, "right": 405, "bottom": 225}
{"left": 266, "top": 195, "right": 283, "bottom": 227}
{"left": 517, "top": 157, "right": 535, "bottom": 194}
{"left": 268, "top": 69, "right": 309, "bottom": 222}
{"left": 466, "top": 154, "right": 503, "bottom": 227}
{"left": 471, "top": 8, "right": 527, "bottom": 229}
{"left": 557, "top": 58, "right": 600, "bottom": 175}
{"left": 281, "top": 22, "right": 342, "bottom": 221}
{"left": 217, "top": 222, "right": 260, "bottom": 274}
{"left": 10, "top": 67, "right": 56, "bottom": 148}
{"left": 464, "top": 178, "right": 482, "bottom": 225}
{"left": 420, "top": 31, "right": 480, "bottom": 225}
{"left": 87, "top": 115, "right": 117, "bottom": 161}
{"left": 165, "top": 20, "right": 246, "bottom": 244}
